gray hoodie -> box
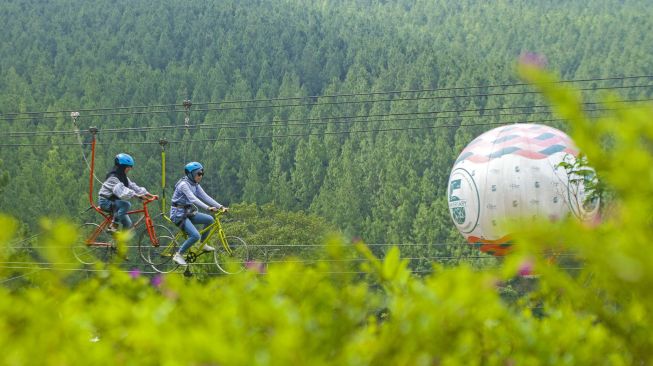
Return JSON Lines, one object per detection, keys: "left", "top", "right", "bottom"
{"left": 169, "top": 177, "right": 222, "bottom": 223}
{"left": 98, "top": 176, "right": 148, "bottom": 200}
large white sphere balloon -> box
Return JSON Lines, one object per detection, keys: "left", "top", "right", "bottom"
{"left": 447, "top": 123, "right": 598, "bottom": 256}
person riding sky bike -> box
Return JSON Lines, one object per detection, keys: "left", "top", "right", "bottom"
{"left": 170, "top": 161, "right": 228, "bottom": 266}
{"left": 98, "top": 153, "right": 157, "bottom": 232}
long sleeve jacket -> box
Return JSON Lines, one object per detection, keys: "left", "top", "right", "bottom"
{"left": 98, "top": 176, "right": 149, "bottom": 200}
{"left": 169, "top": 177, "right": 222, "bottom": 223}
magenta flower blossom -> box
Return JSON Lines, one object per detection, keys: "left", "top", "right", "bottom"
{"left": 151, "top": 274, "right": 163, "bottom": 288}
{"left": 128, "top": 268, "right": 141, "bottom": 279}
{"left": 245, "top": 260, "right": 266, "bottom": 274}
{"left": 517, "top": 258, "right": 535, "bottom": 277}
{"left": 518, "top": 52, "right": 548, "bottom": 69}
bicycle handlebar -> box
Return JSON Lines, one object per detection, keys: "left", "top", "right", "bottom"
{"left": 140, "top": 196, "right": 159, "bottom": 205}
{"left": 210, "top": 207, "right": 229, "bottom": 217}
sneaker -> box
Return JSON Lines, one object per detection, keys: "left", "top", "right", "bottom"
{"left": 106, "top": 222, "right": 119, "bottom": 233}
{"left": 172, "top": 252, "right": 187, "bottom": 266}
{"left": 202, "top": 244, "right": 216, "bottom": 252}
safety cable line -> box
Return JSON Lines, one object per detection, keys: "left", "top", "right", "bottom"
{"left": 0, "top": 118, "right": 565, "bottom": 147}
{"left": 0, "top": 264, "right": 584, "bottom": 277}
{"left": 115, "top": 118, "right": 565, "bottom": 144}
{"left": 93, "top": 97, "right": 653, "bottom": 134}
{"left": 0, "top": 265, "right": 162, "bottom": 275}
{"left": 191, "top": 75, "right": 653, "bottom": 106}
{"left": 0, "top": 257, "right": 492, "bottom": 266}
{"left": 0, "top": 98, "right": 647, "bottom": 147}
{"left": 0, "top": 251, "right": 579, "bottom": 267}
{"left": 1, "top": 74, "right": 650, "bottom": 119}
{"left": 184, "top": 84, "right": 653, "bottom": 115}
{"left": 0, "top": 108, "right": 551, "bottom": 137}
{"left": 2, "top": 81, "right": 651, "bottom": 122}
{"left": 93, "top": 117, "right": 561, "bottom": 146}
{"left": 5, "top": 234, "right": 41, "bottom": 247}
{"left": 0, "top": 268, "right": 45, "bottom": 284}
{"left": 2, "top": 97, "right": 648, "bottom": 138}
{"left": 4, "top": 242, "right": 575, "bottom": 250}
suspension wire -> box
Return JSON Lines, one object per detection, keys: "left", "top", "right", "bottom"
{"left": 44, "top": 82, "right": 653, "bottom": 119}
{"left": 0, "top": 264, "right": 162, "bottom": 275}
{"left": 183, "top": 83, "right": 653, "bottom": 115}
{"left": 5, "top": 234, "right": 41, "bottom": 248}
{"left": 0, "top": 251, "right": 580, "bottom": 269}
{"left": 1, "top": 74, "right": 651, "bottom": 121}
{"left": 94, "top": 97, "right": 653, "bottom": 134}
{"left": 0, "top": 268, "right": 45, "bottom": 284}
{"left": 3, "top": 96, "right": 649, "bottom": 138}
{"left": 0, "top": 242, "right": 582, "bottom": 253}
{"left": 1, "top": 81, "right": 651, "bottom": 124}
{"left": 0, "top": 262, "right": 584, "bottom": 277}
{"left": 0, "top": 117, "right": 566, "bottom": 147}
{"left": 189, "top": 74, "right": 653, "bottom": 107}
{"left": 112, "top": 117, "right": 565, "bottom": 145}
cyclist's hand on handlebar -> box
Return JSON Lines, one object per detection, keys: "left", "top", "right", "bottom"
{"left": 209, "top": 206, "right": 228, "bottom": 213}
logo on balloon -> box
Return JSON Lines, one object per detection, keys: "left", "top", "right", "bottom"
{"left": 448, "top": 168, "right": 480, "bottom": 234}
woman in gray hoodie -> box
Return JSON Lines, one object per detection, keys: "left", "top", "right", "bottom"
{"left": 169, "top": 161, "right": 228, "bottom": 266}
{"left": 98, "top": 153, "right": 156, "bottom": 232}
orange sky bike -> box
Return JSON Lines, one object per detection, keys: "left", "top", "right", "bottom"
{"left": 72, "top": 128, "right": 174, "bottom": 265}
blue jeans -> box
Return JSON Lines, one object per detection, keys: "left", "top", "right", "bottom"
{"left": 178, "top": 213, "right": 214, "bottom": 254}
{"left": 99, "top": 198, "right": 133, "bottom": 229}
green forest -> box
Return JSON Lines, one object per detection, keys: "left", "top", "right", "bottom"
{"left": 1, "top": 0, "right": 653, "bottom": 363}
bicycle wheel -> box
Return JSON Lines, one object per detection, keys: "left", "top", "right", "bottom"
{"left": 138, "top": 224, "right": 180, "bottom": 273}
{"left": 214, "top": 236, "right": 249, "bottom": 274}
{"left": 73, "top": 223, "right": 113, "bottom": 265}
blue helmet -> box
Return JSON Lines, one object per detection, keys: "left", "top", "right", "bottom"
{"left": 184, "top": 162, "right": 203, "bottom": 174}
{"left": 115, "top": 153, "right": 134, "bottom": 167}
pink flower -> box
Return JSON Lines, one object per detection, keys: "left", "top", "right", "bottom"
{"left": 246, "top": 260, "right": 266, "bottom": 274}
{"left": 518, "top": 52, "right": 548, "bottom": 69}
{"left": 517, "top": 258, "right": 535, "bottom": 277}
{"left": 129, "top": 268, "right": 141, "bottom": 279}
{"left": 151, "top": 274, "right": 163, "bottom": 288}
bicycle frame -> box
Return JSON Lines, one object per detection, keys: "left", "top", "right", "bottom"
{"left": 176, "top": 210, "right": 232, "bottom": 256}
{"left": 84, "top": 197, "right": 159, "bottom": 248}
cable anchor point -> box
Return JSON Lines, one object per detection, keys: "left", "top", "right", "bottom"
{"left": 183, "top": 99, "right": 192, "bottom": 128}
